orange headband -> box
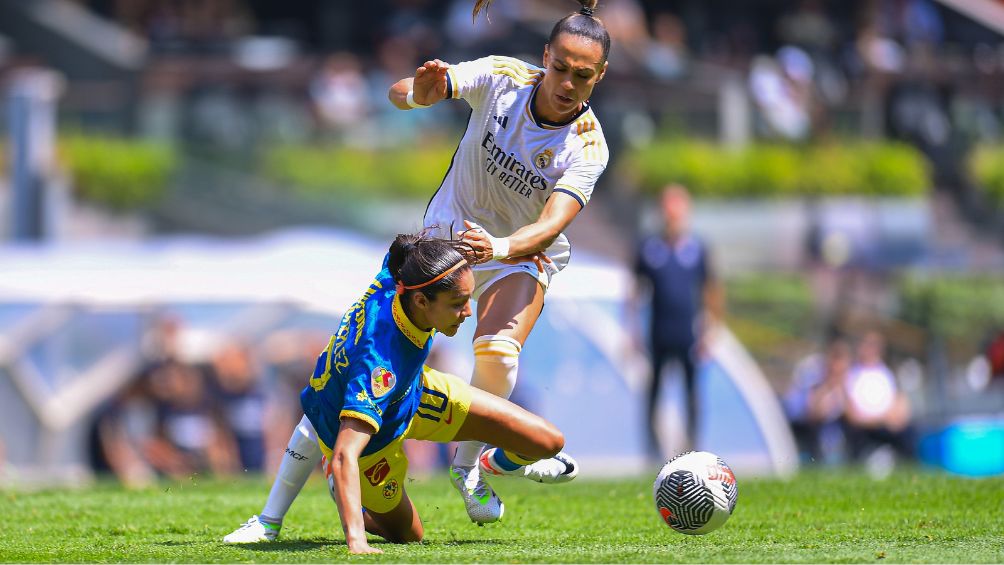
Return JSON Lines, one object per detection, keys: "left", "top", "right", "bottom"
{"left": 397, "top": 259, "right": 468, "bottom": 293}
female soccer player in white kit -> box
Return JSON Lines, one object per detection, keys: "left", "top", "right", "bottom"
{"left": 225, "top": 0, "right": 610, "bottom": 541}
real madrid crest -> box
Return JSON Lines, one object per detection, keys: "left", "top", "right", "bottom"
{"left": 534, "top": 148, "right": 554, "bottom": 169}
{"left": 370, "top": 366, "right": 396, "bottom": 398}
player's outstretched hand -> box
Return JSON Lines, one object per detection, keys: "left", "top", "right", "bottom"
{"left": 501, "top": 253, "right": 552, "bottom": 273}
{"left": 412, "top": 59, "right": 450, "bottom": 106}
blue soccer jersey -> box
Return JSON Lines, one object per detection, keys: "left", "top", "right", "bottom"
{"left": 300, "top": 255, "right": 434, "bottom": 456}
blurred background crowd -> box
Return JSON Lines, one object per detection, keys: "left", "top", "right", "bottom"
{"left": 2, "top": 0, "right": 1004, "bottom": 486}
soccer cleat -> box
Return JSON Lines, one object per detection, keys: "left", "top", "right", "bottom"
{"left": 222, "top": 515, "right": 281, "bottom": 543}
{"left": 479, "top": 449, "right": 579, "bottom": 484}
{"left": 523, "top": 451, "right": 579, "bottom": 483}
{"left": 449, "top": 465, "right": 504, "bottom": 524}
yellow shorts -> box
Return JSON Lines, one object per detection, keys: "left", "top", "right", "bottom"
{"left": 317, "top": 366, "right": 472, "bottom": 513}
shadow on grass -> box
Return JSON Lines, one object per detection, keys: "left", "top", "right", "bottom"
{"left": 425, "top": 539, "right": 508, "bottom": 547}
{"left": 156, "top": 539, "right": 336, "bottom": 552}
{"left": 232, "top": 539, "right": 337, "bottom": 552}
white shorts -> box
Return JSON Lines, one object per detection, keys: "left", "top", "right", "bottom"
{"left": 470, "top": 258, "right": 560, "bottom": 301}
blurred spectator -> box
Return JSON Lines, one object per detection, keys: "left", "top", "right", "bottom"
{"left": 309, "top": 52, "right": 372, "bottom": 139}
{"left": 106, "top": 0, "right": 253, "bottom": 52}
{"left": 92, "top": 315, "right": 185, "bottom": 487}
{"left": 987, "top": 329, "right": 1004, "bottom": 382}
{"left": 634, "top": 184, "right": 724, "bottom": 457}
{"left": 749, "top": 50, "right": 813, "bottom": 140}
{"left": 599, "top": 0, "right": 652, "bottom": 72}
{"left": 783, "top": 337, "right": 853, "bottom": 464}
{"left": 843, "top": 330, "right": 915, "bottom": 463}
{"left": 644, "top": 12, "right": 688, "bottom": 80}
{"left": 262, "top": 330, "right": 329, "bottom": 474}
{"left": 205, "top": 341, "right": 267, "bottom": 473}
{"left": 777, "top": 0, "right": 837, "bottom": 55}
{"left": 145, "top": 359, "right": 239, "bottom": 478}
{"left": 94, "top": 377, "right": 158, "bottom": 488}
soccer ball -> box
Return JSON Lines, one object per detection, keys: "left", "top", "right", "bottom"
{"left": 653, "top": 451, "right": 738, "bottom": 535}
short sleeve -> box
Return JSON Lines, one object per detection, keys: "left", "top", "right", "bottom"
{"left": 553, "top": 118, "right": 608, "bottom": 208}
{"left": 340, "top": 348, "right": 399, "bottom": 434}
{"left": 445, "top": 56, "right": 495, "bottom": 109}
{"left": 446, "top": 56, "right": 541, "bottom": 111}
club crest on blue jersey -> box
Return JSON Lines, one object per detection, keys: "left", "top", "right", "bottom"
{"left": 371, "top": 367, "right": 396, "bottom": 398}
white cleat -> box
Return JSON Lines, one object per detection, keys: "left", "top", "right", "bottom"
{"left": 223, "top": 515, "right": 281, "bottom": 543}
{"left": 524, "top": 451, "right": 579, "bottom": 483}
{"left": 449, "top": 465, "right": 504, "bottom": 524}
{"left": 480, "top": 449, "right": 579, "bottom": 484}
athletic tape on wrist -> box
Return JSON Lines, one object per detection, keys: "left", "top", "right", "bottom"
{"left": 406, "top": 90, "right": 430, "bottom": 109}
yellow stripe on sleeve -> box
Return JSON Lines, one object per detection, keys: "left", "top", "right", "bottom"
{"left": 446, "top": 68, "right": 459, "bottom": 99}
{"left": 492, "top": 68, "right": 540, "bottom": 86}
{"left": 554, "top": 183, "right": 589, "bottom": 204}
{"left": 491, "top": 56, "right": 542, "bottom": 80}
{"left": 340, "top": 410, "right": 380, "bottom": 433}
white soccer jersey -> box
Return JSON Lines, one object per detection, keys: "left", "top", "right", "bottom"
{"left": 423, "top": 55, "right": 609, "bottom": 273}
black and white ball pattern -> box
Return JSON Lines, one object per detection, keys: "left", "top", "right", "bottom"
{"left": 653, "top": 451, "right": 738, "bottom": 535}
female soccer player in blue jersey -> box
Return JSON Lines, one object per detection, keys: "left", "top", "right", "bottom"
{"left": 225, "top": 0, "right": 611, "bottom": 539}
{"left": 291, "top": 232, "right": 565, "bottom": 554}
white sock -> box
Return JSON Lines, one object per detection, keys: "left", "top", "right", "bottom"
{"left": 453, "top": 335, "right": 521, "bottom": 468}
{"left": 261, "top": 414, "right": 320, "bottom": 522}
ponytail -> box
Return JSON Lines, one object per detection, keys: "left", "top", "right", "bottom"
{"left": 387, "top": 230, "right": 474, "bottom": 301}
{"left": 577, "top": 0, "right": 597, "bottom": 17}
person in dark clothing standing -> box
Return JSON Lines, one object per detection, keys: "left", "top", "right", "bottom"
{"left": 634, "top": 184, "right": 723, "bottom": 459}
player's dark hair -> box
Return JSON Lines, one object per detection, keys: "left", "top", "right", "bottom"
{"left": 472, "top": 0, "right": 610, "bottom": 62}
{"left": 387, "top": 230, "right": 473, "bottom": 302}
{"left": 549, "top": 1, "right": 610, "bottom": 62}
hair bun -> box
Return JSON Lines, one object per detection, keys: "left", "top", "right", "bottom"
{"left": 579, "top": 5, "right": 594, "bottom": 16}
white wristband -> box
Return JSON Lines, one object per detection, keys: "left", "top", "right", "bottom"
{"left": 466, "top": 221, "right": 510, "bottom": 260}
{"left": 406, "top": 89, "right": 430, "bottom": 109}
{"left": 488, "top": 235, "right": 510, "bottom": 261}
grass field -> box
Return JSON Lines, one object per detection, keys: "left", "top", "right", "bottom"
{"left": 2, "top": 469, "right": 1002, "bottom": 563}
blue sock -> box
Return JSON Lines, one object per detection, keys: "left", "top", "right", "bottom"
{"left": 492, "top": 449, "right": 523, "bottom": 471}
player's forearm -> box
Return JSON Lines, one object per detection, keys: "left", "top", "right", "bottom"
{"left": 331, "top": 452, "right": 368, "bottom": 547}
{"left": 504, "top": 219, "right": 563, "bottom": 258}
{"left": 388, "top": 78, "right": 416, "bottom": 110}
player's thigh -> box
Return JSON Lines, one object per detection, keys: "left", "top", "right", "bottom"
{"left": 453, "top": 385, "right": 562, "bottom": 459}
{"left": 365, "top": 488, "right": 423, "bottom": 543}
{"left": 475, "top": 272, "right": 545, "bottom": 343}
{"left": 405, "top": 367, "right": 472, "bottom": 442}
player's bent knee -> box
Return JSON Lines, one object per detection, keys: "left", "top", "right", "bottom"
{"left": 540, "top": 423, "right": 564, "bottom": 457}
{"left": 522, "top": 418, "right": 563, "bottom": 458}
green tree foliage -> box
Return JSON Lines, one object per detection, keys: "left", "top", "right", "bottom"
{"left": 59, "top": 134, "right": 178, "bottom": 211}
{"left": 967, "top": 144, "right": 1004, "bottom": 206}
{"left": 626, "top": 140, "right": 930, "bottom": 198}
{"left": 264, "top": 143, "right": 457, "bottom": 201}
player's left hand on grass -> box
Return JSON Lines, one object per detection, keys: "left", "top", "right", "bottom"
{"left": 346, "top": 537, "right": 383, "bottom": 555}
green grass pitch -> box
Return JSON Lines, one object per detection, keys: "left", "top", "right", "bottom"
{"left": 2, "top": 469, "right": 1002, "bottom": 563}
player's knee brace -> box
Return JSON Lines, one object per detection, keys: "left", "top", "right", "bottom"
{"left": 471, "top": 334, "right": 522, "bottom": 399}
